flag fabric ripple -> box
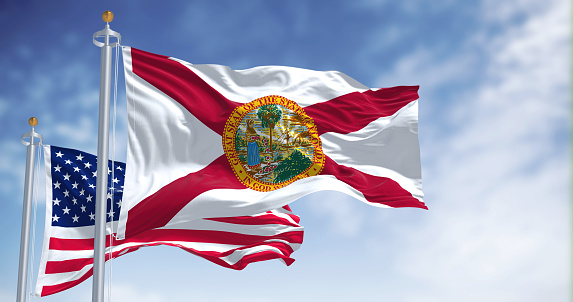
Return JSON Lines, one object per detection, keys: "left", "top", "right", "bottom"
{"left": 35, "top": 145, "right": 304, "bottom": 297}
{"left": 117, "top": 46, "right": 425, "bottom": 240}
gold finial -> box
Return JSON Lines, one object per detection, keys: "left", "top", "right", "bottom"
{"left": 28, "top": 117, "right": 38, "bottom": 127}
{"left": 102, "top": 10, "right": 114, "bottom": 23}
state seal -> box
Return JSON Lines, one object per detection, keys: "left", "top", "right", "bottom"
{"left": 222, "top": 95, "right": 325, "bottom": 192}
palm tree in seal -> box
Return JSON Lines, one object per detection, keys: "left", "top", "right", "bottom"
{"left": 257, "top": 104, "right": 282, "bottom": 157}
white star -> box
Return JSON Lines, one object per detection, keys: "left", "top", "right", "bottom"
{"left": 89, "top": 184, "right": 95, "bottom": 189}
{"left": 63, "top": 173, "right": 71, "bottom": 181}
{"left": 84, "top": 162, "right": 92, "bottom": 169}
{"left": 72, "top": 182, "right": 78, "bottom": 189}
{"left": 53, "top": 181, "right": 61, "bottom": 189}
{"left": 89, "top": 212, "right": 95, "bottom": 220}
{"left": 72, "top": 215, "right": 79, "bottom": 223}
{"left": 76, "top": 154, "right": 84, "bottom": 161}
{"left": 116, "top": 200, "right": 122, "bottom": 208}
{"left": 113, "top": 177, "right": 119, "bottom": 184}
{"left": 52, "top": 214, "right": 60, "bottom": 222}
{"left": 62, "top": 207, "right": 71, "bottom": 215}
{"left": 86, "top": 194, "right": 93, "bottom": 202}
{"left": 107, "top": 209, "right": 115, "bottom": 218}
{"left": 65, "top": 159, "right": 72, "bottom": 165}
{"left": 79, "top": 189, "right": 85, "bottom": 196}
{"left": 54, "top": 165, "right": 62, "bottom": 172}
{"left": 107, "top": 192, "right": 113, "bottom": 200}
{"left": 63, "top": 190, "right": 69, "bottom": 197}
{"left": 55, "top": 151, "right": 63, "bottom": 158}
{"left": 53, "top": 198, "right": 60, "bottom": 205}
{"left": 107, "top": 170, "right": 111, "bottom": 175}
{"left": 92, "top": 171, "right": 97, "bottom": 177}
{"left": 80, "top": 205, "right": 86, "bottom": 212}
{"left": 72, "top": 197, "right": 77, "bottom": 205}
{"left": 116, "top": 166, "right": 123, "bottom": 171}
{"left": 81, "top": 175, "right": 88, "bottom": 180}
{"left": 73, "top": 166, "right": 80, "bottom": 172}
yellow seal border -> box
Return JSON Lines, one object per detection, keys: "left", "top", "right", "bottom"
{"left": 223, "top": 95, "right": 325, "bottom": 192}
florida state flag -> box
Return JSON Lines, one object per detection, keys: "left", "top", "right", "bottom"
{"left": 117, "top": 46, "right": 425, "bottom": 239}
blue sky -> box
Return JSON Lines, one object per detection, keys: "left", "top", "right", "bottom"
{"left": 0, "top": 0, "right": 569, "bottom": 301}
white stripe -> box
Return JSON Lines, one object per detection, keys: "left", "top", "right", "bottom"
{"left": 35, "top": 145, "right": 53, "bottom": 296}
{"left": 46, "top": 222, "right": 119, "bottom": 240}
{"left": 154, "top": 241, "right": 246, "bottom": 253}
{"left": 157, "top": 219, "right": 303, "bottom": 236}
{"left": 36, "top": 263, "right": 93, "bottom": 288}
{"left": 40, "top": 240, "right": 142, "bottom": 261}
{"left": 132, "top": 239, "right": 299, "bottom": 255}
{"left": 271, "top": 212, "right": 299, "bottom": 225}
{"left": 220, "top": 242, "right": 295, "bottom": 266}
{"left": 171, "top": 57, "right": 369, "bottom": 106}
{"left": 321, "top": 100, "right": 424, "bottom": 201}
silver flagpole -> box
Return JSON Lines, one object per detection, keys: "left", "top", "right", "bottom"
{"left": 92, "top": 11, "right": 120, "bottom": 302}
{"left": 17, "top": 117, "right": 43, "bottom": 302}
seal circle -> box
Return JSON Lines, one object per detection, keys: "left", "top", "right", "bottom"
{"left": 223, "top": 95, "right": 325, "bottom": 192}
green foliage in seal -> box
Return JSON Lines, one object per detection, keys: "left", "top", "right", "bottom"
{"left": 256, "top": 104, "right": 282, "bottom": 129}
{"left": 235, "top": 128, "right": 246, "bottom": 151}
{"left": 273, "top": 150, "right": 312, "bottom": 183}
{"left": 257, "top": 104, "right": 282, "bottom": 154}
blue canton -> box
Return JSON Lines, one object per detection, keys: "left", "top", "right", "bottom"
{"left": 49, "top": 146, "right": 125, "bottom": 227}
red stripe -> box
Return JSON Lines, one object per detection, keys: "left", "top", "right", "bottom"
{"left": 49, "top": 234, "right": 116, "bottom": 251}
{"left": 126, "top": 228, "right": 304, "bottom": 246}
{"left": 49, "top": 237, "right": 94, "bottom": 250}
{"left": 125, "top": 155, "right": 245, "bottom": 238}
{"left": 218, "top": 240, "right": 296, "bottom": 258}
{"left": 130, "top": 47, "right": 240, "bottom": 135}
{"left": 206, "top": 213, "right": 301, "bottom": 227}
{"left": 41, "top": 267, "right": 93, "bottom": 297}
{"left": 280, "top": 205, "right": 301, "bottom": 223}
{"left": 49, "top": 228, "right": 302, "bottom": 254}
{"left": 45, "top": 258, "right": 92, "bottom": 274}
{"left": 170, "top": 241, "right": 296, "bottom": 270}
{"left": 322, "top": 155, "right": 427, "bottom": 209}
{"left": 304, "top": 86, "right": 419, "bottom": 136}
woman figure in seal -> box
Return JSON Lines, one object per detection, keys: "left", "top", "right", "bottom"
{"left": 245, "top": 119, "right": 261, "bottom": 168}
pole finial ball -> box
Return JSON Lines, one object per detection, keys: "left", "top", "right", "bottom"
{"left": 102, "top": 11, "right": 114, "bottom": 23}
{"left": 28, "top": 117, "right": 38, "bottom": 127}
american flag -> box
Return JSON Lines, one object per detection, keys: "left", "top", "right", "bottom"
{"left": 35, "top": 145, "right": 304, "bottom": 297}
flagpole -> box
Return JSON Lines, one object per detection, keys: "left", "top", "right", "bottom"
{"left": 92, "top": 11, "right": 120, "bottom": 302}
{"left": 17, "top": 117, "right": 42, "bottom": 302}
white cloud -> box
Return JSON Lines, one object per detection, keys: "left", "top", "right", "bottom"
{"left": 54, "top": 115, "right": 96, "bottom": 147}
{"left": 0, "top": 140, "right": 26, "bottom": 197}
{"left": 300, "top": 5, "right": 568, "bottom": 299}
{"left": 374, "top": 1, "right": 570, "bottom": 301}
{"left": 480, "top": 0, "right": 553, "bottom": 23}
{"left": 376, "top": 47, "right": 475, "bottom": 90}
